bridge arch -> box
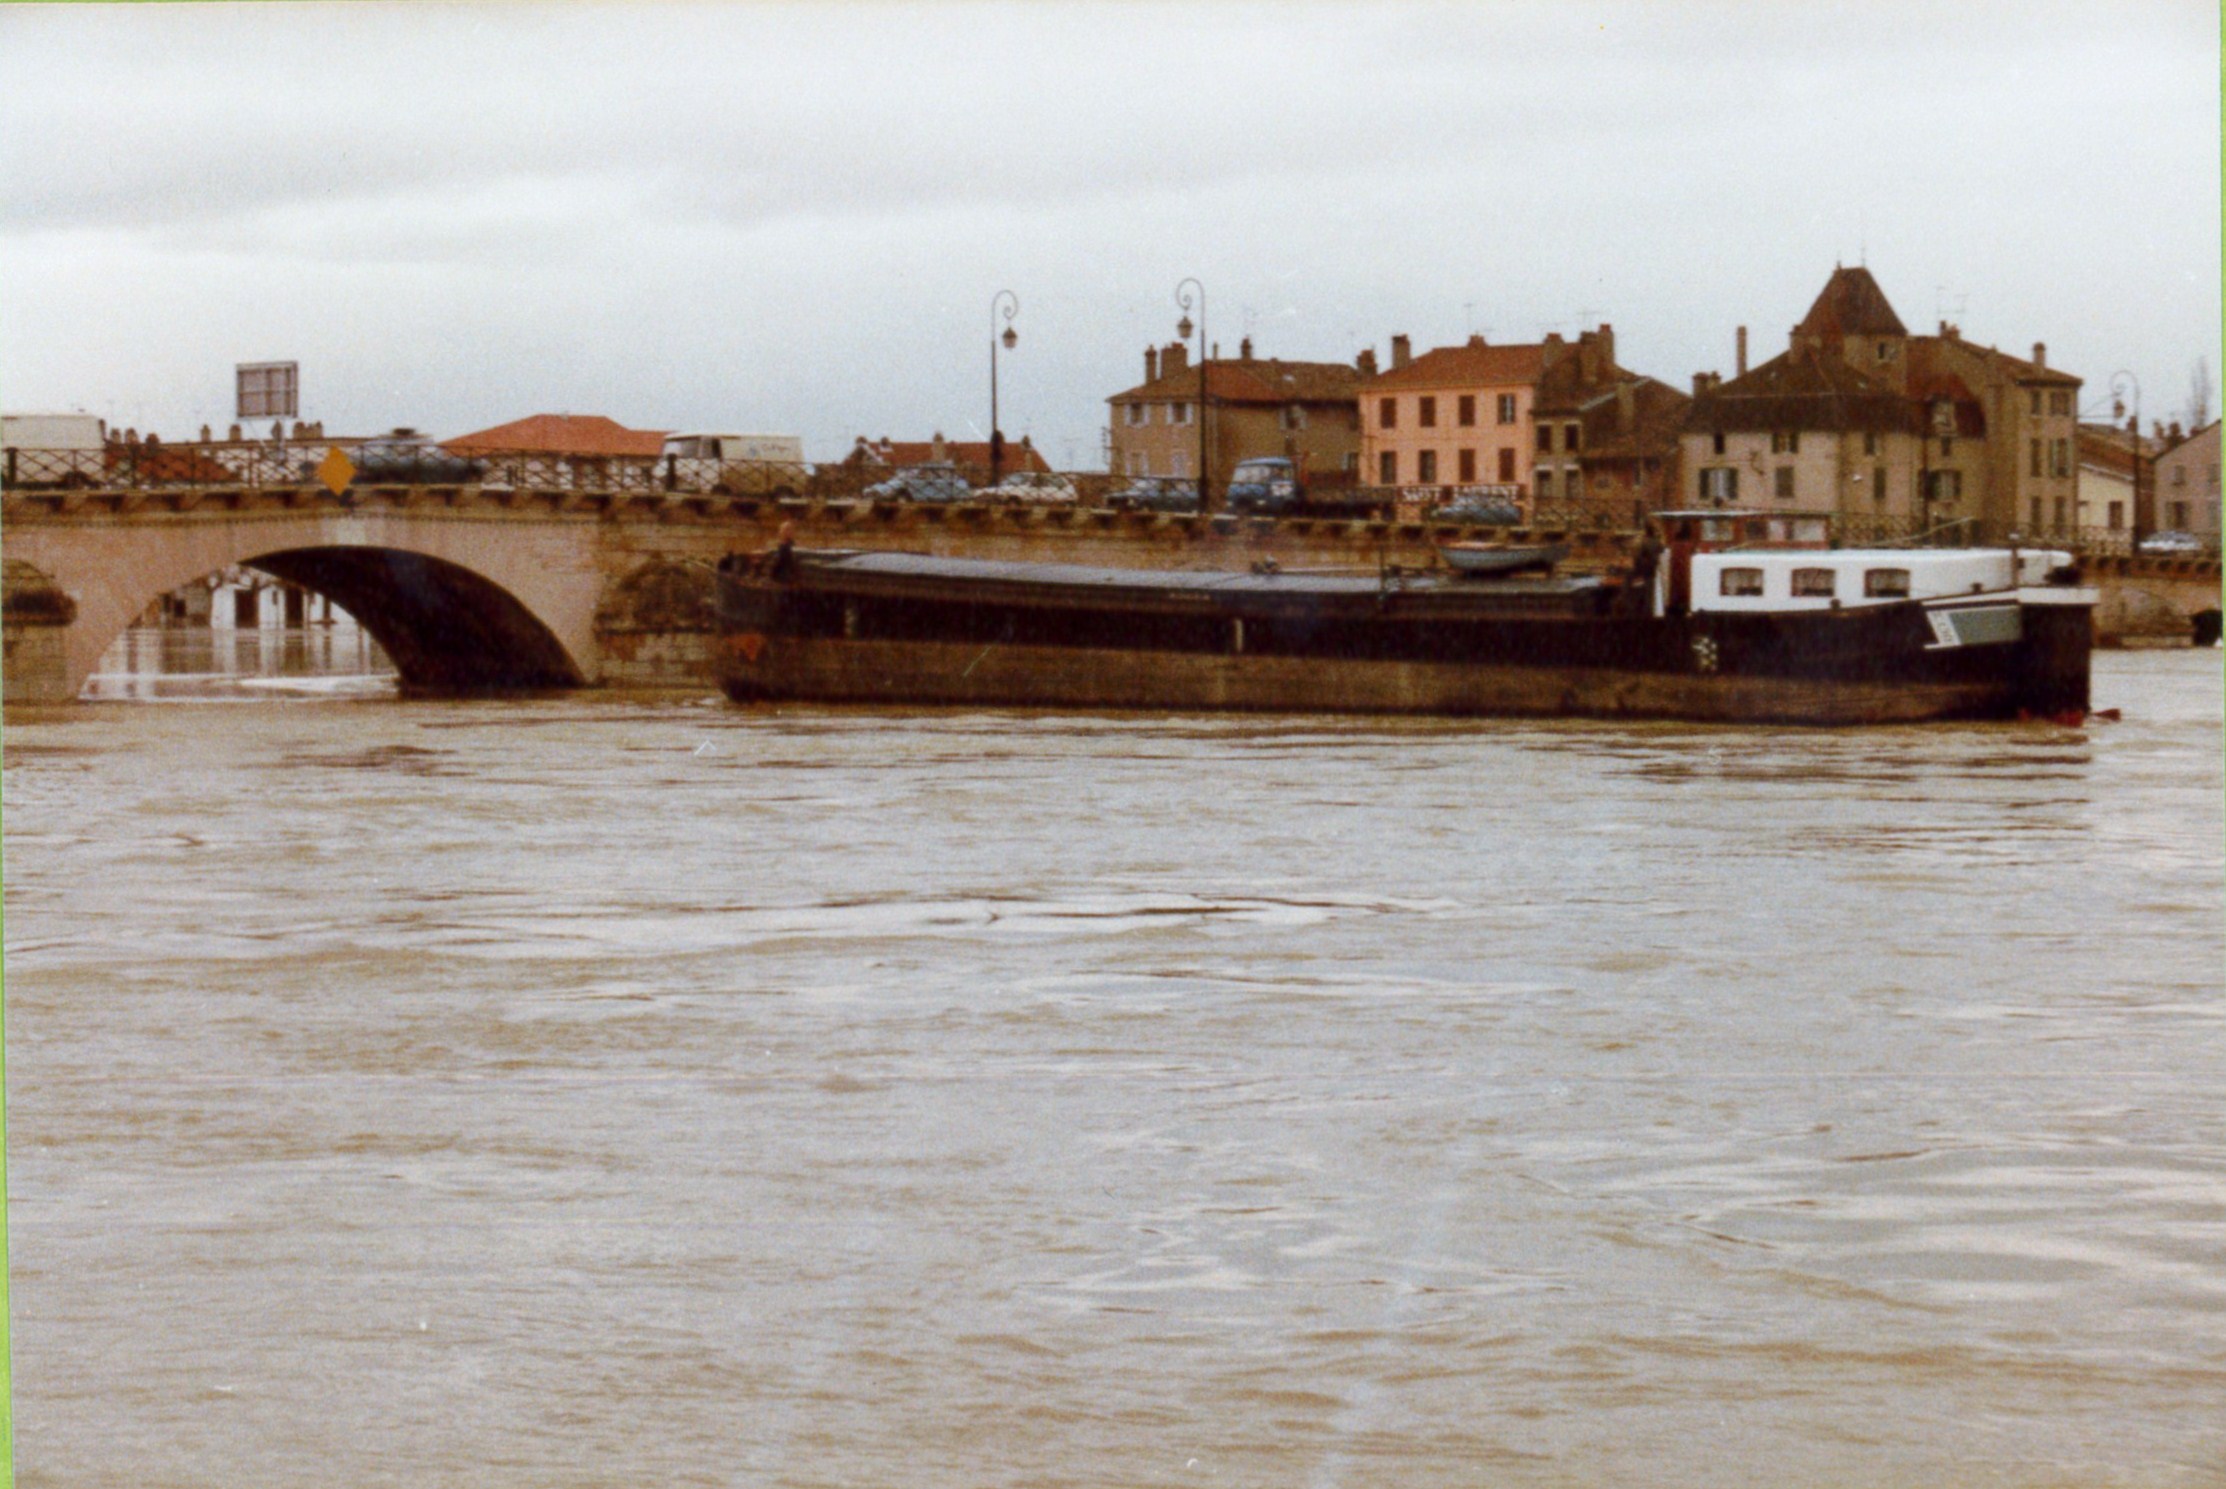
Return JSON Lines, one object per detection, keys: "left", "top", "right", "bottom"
{"left": 5, "top": 511, "right": 602, "bottom": 699}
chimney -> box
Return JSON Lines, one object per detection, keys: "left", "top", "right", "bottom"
{"left": 1692, "top": 373, "right": 1709, "bottom": 398}
{"left": 1595, "top": 322, "right": 1614, "bottom": 371}
{"left": 1390, "top": 334, "right": 1412, "bottom": 370}
{"left": 931, "top": 431, "right": 947, "bottom": 462}
{"left": 1939, "top": 321, "right": 1959, "bottom": 340}
{"left": 1736, "top": 326, "right": 1749, "bottom": 377}
{"left": 1617, "top": 381, "right": 1636, "bottom": 431}
{"left": 1163, "top": 341, "right": 1188, "bottom": 374}
{"left": 1578, "top": 332, "right": 1600, "bottom": 384}
{"left": 228, "top": 423, "right": 241, "bottom": 442}
{"left": 1146, "top": 346, "right": 1159, "bottom": 381}
{"left": 199, "top": 424, "right": 212, "bottom": 442}
{"left": 2032, "top": 342, "right": 2047, "bottom": 368}
{"left": 1356, "top": 348, "right": 1378, "bottom": 377}
{"left": 1542, "top": 332, "right": 1566, "bottom": 369}
{"left": 1239, "top": 336, "right": 1253, "bottom": 361}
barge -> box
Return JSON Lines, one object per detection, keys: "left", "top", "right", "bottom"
{"left": 714, "top": 519, "right": 2095, "bottom": 725}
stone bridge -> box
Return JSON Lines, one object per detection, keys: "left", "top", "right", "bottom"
{"left": 5, "top": 483, "right": 2217, "bottom": 706}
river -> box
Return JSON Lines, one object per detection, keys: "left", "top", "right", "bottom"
{"left": 2, "top": 648, "right": 2220, "bottom": 1487}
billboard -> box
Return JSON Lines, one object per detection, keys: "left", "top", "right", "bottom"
{"left": 236, "top": 361, "right": 299, "bottom": 421}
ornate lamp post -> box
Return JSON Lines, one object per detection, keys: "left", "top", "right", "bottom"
{"left": 1175, "top": 278, "right": 1209, "bottom": 512}
{"left": 2110, "top": 369, "right": 2142, "bottom": 551}
{"left": 989, "top": 290, "right": 1019, "bottom": 488}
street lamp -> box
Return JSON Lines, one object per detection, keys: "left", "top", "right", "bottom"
{"left": 989, "top": 290, "right": 1019, "bottom": 487}
{"left": 2110, "top": 369, "right": 2142, "bottom": 551}
{"left": 1175, "top": 277, "right": 1209, "bottom": 513}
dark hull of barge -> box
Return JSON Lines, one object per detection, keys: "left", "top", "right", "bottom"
{"left": 714, "top": 552, "right": 2093, "bottom": 725}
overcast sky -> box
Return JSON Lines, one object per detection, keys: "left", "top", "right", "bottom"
{"left": 2, "top": 1, "right": 2218, "bottom": 466}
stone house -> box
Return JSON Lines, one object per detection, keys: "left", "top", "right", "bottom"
{"left": 1105, "top": 340, "right": 1361, "bottom": 490}
{"left": 1680, "top": 268, "right": 2083, "bottom": 540}
{"left": 2149, "top": 419, "right": 2220, "bottom": 544}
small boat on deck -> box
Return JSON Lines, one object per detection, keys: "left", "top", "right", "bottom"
{"left": 1439, "top": 542, "right": 1566, "bottom": 576}
{"left": 714, "top": 514, "right": 2096, "bottom": 724}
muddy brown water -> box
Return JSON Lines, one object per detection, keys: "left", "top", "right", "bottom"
{"left": 2, "top": 649, "right": 2220, "bottom": 1487}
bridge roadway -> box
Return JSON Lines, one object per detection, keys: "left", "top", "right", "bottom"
{"left": 4, "top": 481, "right": 2217, "bottom": 705}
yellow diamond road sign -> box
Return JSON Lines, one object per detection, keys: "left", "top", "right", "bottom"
{"left": 317, "top": 446, "right": 356, "bottom": 497}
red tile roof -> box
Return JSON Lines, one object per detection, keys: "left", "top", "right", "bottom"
{"left": 1796, "top": 266, "right": 1909, "bottom": 339}
{"left": 1362, "top": 340, "right": 1549, "bottom": 392}
{"left": 1110, "top": 358, "right": 1361, "bottom": 406}
{"left": 443, "top": 414, "right": 667, "bottom": 458}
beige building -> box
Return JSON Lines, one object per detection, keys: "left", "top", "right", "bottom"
{"left": 2150, "top": 420, "right": 2220, "bottom": 546}
{"left": 1682, "top": 268, "right": 2083, "bottom": 541}
{"left": 1105, "top": 340, "right": 1360, "bottom": 493}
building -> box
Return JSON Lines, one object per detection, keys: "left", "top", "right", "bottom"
{"left": 1106, "top": 340, "right": 1361, "bottom": 490}
{"left": 444, "top": 413, "right": 668, "bottom": 487}
{"left": 1681, "top": 268, "right": 2083, "bottom": 540}
{"left": 2150, "top": 420, "right": 2220, "bottom": 545}
{"left": 1560, "top": 375, "right": 1692, "bottom": 523}
{"left": 837, "top": 433, "right": 1052, "bottom": 486}
{"left": 1356, "top": 325, "right": 1654, "bottom": 514}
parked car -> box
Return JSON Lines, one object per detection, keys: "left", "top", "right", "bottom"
{"left": 1107, "top": 476, "right": 1199, "bottom": 513}
{"left": 318, "top": 429, "right": 485, "bottom": 485}
{"left": 1431, "top": 490, "right": 1524, "bottom": 527}
{"left": 977, "top": 471, "right": 1080, "bottom": 505}
{"left": 1224, "top": 457, "right": 1302, "bottom": 516}
{"left": 863, "top": 462, "right": 973, "bottom": 504}
{"left": 2138, "top": 529, "right": 2203, "bottom": 555}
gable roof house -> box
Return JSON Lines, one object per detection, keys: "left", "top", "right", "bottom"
{"left": 1682, "top": 267, "right": 2083, "bottom": 540}
{"left": 1106, "top": 339, "right": 1362, "bottom": 491}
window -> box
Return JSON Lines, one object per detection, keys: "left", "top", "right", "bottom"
{"left": 1419, "top": 396, "right": 1437, "bottom": 428}
{"left": 1791, "top": 567, "right": 1836, "bottom": 598}
{"left": 1925, "top": 470, "right": 1963, "bottom": 504}
{"left": 1458, "top": 448, "right": 1477, "bottom": 483}
{"left": 2108, "top": 501, "right": 2124, "bottom": 530}
{"left": 2030, "top": 498, "right": 2043, "bottom": 530}
{"left": 1872, "top": 466, "right": 1887, "bottom": 504}
{"left": 1939, "top": 437, "right": 1954, "bottom": 457}
{"left": 2052, "top": 496, "right": 2066, "bottom": 531}
{"left": 1774, "top": 466, "right": 1795, "bottom": 500}
{"left": 1498, "top": 448, "right": 1516, "bottom": 482}
{"left": 1863, "top": 431, "right": 1879, "bottom": 456}
{"left": 1864, "top": 569, "right": 1911, "bottom": 598}
{"left": 1700, "top": 467, "right": 1739, "bottom": 502}
{"left": 1379, "top": 450, "right": 1397, "bottom": 484}
{"left": 2051, "top": 391, "right": 2072, "bottom": 415}
{"left": 2030, "top": 390, "right": 2042, "bottom": 415}
{"left": 2050, "top": 438, "right": 2070, "bottom": 477}
{"left": 1458, "top": 395, "right": 1476, "bottom": 427}
{"left": 1280, "top": 405, "right": 1307, "bottom": 431}
{"left": 1535, "top": 469, "right": 1554, "bottom": 499}
{"left": 1125, "top": 404, "right": 1145, "bottom": 427}
{"left": 1379, "top": 397, "right": 1397, "bottom": 429}
{"left": 2173, "top": 465, "right": 2188, "bottom": 486}
{"left": 1770, "top": 430, "right": 1800, "bottom": 455}
{"left": 1126, "top": 451, "right": 1144, "bottom": 475}
{"left": 1565, "top": 422, "right": 1581, "bottom": 452}
{"left": 1565, "top": 466, "right": 1583, "bottom": 499}
{"left": 2030, "top": 439, "right": 2042, "bottom": 477}
{"left": 2171, "top": 500, "right": 2190, "bottom": 528}
{"left": 1170, "top": 451, "right": 1187, "bottom": 477}
{"left": 1536, "top": 422, "right": 1553, "bottom": 452}
{"left": 1720, "top": 567, "right": 1765, "bottom": 597}
{"left": 1877, "top": 341, "right": 1894, "bottom": 362}
{"left": 1496, "top": 393, "right": 1516, "bottom": 425}
{"left": 1171, "top": 402, "right": 1191, "bottom": 426}
{"left": 1712, "top": 431, "right": 1727, "bottom": 456}
{"left": 1418, "top": 449, "right": 1438, "bottom": 482}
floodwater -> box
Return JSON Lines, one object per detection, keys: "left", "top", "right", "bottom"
{"left": 2, "top": 650, "right": 2221, "bottom": 1488}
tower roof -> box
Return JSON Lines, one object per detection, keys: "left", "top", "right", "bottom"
{"left": 1796, "top": 266, "right": 1908, "bottom": 339}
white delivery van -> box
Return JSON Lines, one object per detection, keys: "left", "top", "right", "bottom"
{"left": 2, "top": 411, "right": 108, "bottom": 487}
{"left": 659, "top": 433, "right": 809, "bottom": 495}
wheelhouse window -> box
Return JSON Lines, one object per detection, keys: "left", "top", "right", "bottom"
{"left": 1791, "top": 567, "right": 1836, "bottom": 598}
{"left": 1719, "top": 567, "right": 1765, "bottom": 597}
{"left": 1863, "top": 568, "right": 1912, "bottom": 599}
